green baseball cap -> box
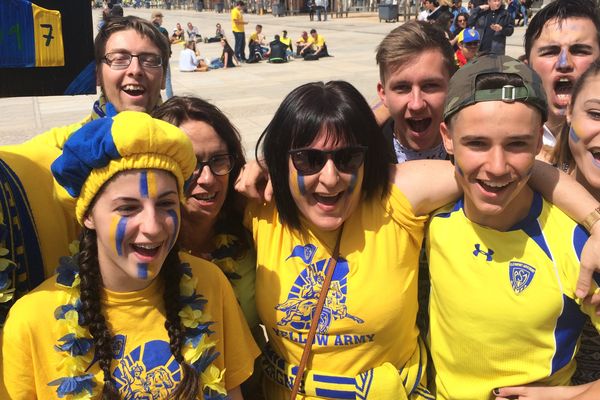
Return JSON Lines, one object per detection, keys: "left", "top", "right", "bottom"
{"left": 443, "top": 54, "right": 547, "bottom": 122}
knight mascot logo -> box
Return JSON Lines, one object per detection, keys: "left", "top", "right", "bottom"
{"left": 276, "top": 244, "right": 363, "bottom": 334}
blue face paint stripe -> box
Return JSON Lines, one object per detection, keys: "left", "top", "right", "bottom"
{"left": 347, "top": 173, "right": 357, "bottom": 194}
{"left": 167, "top": 209, "right": 179, "bottom": 250}
{"left": 115, "top": 217, "right": 128, "bottom": 256}
{"left": 298, "top": 174, "right": 306, "bottom": 196}
{"left": 557, "top": 49, "right": 568, "bottom": 68}
{"left": 569, "top": 126, "right": 580, "bottom": 143}
{"left": 140, "top": 171, "right": 149, "bottom": 198}
{"left": 455, "top": 163, "right": 464, "bottom": 177}
{"left": 137, "top": 263, "right": 149, "bottom": 279}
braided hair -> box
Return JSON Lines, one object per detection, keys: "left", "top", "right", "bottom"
{"left": 78, "top": 227, "right": 200, "bottom": 398}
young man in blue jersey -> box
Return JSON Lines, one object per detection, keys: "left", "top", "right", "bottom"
{"left": 429, "top": 54, "right": 600, "bottom": 399}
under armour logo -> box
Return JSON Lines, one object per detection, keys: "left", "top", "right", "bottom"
{"left": 473, "top": 244, "right": 494, "bottom": 262}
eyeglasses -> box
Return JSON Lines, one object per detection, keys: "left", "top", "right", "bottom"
{"left": 193, "top": 154, "right": 236, "bottom": 176}
{"left": 102, "top": 52, "right": 163, "bottom": 70}
{"left": 289, "top": 146, "right": 367, "bottom": 175}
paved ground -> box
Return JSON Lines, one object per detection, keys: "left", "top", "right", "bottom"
{"left": 0, "top": 7, "right": 528, "bottom": 155}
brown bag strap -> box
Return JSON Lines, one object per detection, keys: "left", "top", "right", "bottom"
{"left": 289, "top": 224, "right": 344, "bottom": 400}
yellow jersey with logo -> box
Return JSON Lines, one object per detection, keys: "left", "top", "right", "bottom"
{"left": 245, "top": 184, "right": 429, "bottom": 399}
{"left": 0, "top": 253, "right": 259, "bottom": 399}
{"left": 427, "top": 192, "right": 599, "bottom": 400}
{"left": 231, "top": 7, "right": 244, "bottom": 33}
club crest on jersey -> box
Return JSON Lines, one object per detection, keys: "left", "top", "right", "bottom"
{"left": 473, "top": 243, "right": 494, "bottom": 262}
{"left": 113, "top": 340, "right": 181, "bottom": 398}
{"left": 276, "top": 243, "right": 364, "bottom": 335}
{"left": 509, "top": 261, "right": 536, "bottom": 294}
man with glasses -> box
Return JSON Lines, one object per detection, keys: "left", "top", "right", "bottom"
{"left": 0, "top": 16, "right": 171, "bottom": 318}
{"left": 455, "top": 27, "right": 480, "bottom": 67}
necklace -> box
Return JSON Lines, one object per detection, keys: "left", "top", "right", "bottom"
{"left": 49, "top": 241, "right": 228, "bottom": 399}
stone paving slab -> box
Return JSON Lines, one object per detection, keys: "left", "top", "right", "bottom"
{"left": 0, "top": 7, "right": 528, "bottom": 156}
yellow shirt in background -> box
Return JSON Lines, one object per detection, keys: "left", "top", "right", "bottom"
{"left": 231, "top": 7, "right": 245, "bottom": 33}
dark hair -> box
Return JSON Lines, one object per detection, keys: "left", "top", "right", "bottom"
{"left": 152, "top": 96, "right": 247, "bottom": 239}
{"left": 79, "top": 228, "right": 198, "bottom": 399}
{"left": 94, "top": 16, "right": 170, "bottom": 75}
{"left": 236, "top": 0, "right": 245, "bottom": 6}
{"left": 221, "top": 38, "right": 234, "bottom": 53}
{"left": 310, "top": 28, "right": 317, "bottom": 34}
{"left": 257, "top": 81, "right": 390, "bottom": 229}
{"left": 426, "top": 0, "right": 440, "bottom": 6}
{"left": 524, "top": 0, "right": 600, "bottom": 60}
{"left": 434, "top": 10, "right": 454, "bottom": 32}
{"left": 376, "top": 21, "right": 457, "bottom": 84}
{"left": 256, "top": 24, "right": 263, "bottom": 29}
{"left": 452, "top": 12, "right": 469, "bottom": 32}
{"left": 552, "top": 58, "right": 600, "bottom": 169}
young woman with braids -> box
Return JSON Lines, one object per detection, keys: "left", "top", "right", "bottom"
{"left": 0, "top": 111, "right": 259, "bottom": 399}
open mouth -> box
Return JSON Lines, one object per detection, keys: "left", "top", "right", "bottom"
{"left": 477, "top": 179, "right": 510, "bottom": 194}
{"left": 590, "top": 148, "right": 600, "bottom": 166}
{"left": 553, "top": 77, "right": 573, "bottom": 107}
{"left": 406, "top": 118, "right": 432, "bottom": 133}
{"left": 131, "top": 242, "right": 161, "bottom": 257}
{"left": 122, "top": 84, "right": 146, "bottom": 97}
{"left": 314, "top": 193, "right": 342, "bottom": 206}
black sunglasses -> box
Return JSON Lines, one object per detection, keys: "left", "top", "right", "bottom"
{"left": 289, "top": 146, "right": 367, "bottom": 175}
{"left": 193, "top": 154, "right": 235, "bottom": 176}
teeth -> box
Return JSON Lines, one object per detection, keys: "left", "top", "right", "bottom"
{"left": 481, "top": 181, "right": 509, "bottom": 188}
{"left": 123, "top": 84, "right": 144, "bottom": 91}
{"left": 134, "top": 243, "right": 160, "bottom": 250}
{"left": 196, "top": 193, "right": 217, "bottom": 201}
{"left": 559, "top": 78, "right": 570, "bottom": 82}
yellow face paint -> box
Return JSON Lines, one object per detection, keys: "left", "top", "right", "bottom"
{"left": 139, "top": 170, "right": 158, "bottom": 198}
{"left": 290, "top": 166, "right": 306, "bottom": 197}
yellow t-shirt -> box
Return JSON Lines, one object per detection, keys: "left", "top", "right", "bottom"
{"left": 245, "top": 184, "right": 428, "bottom": 399}
{"left": 231, "top": 7, "right": 244, "bottom": 33}
{"left": 280, "top": 36, "right": 292, "bottom": 49}
{"left": 427, "top": 193, "right": 599, "bottom": 400}
{"left": 307, "top": 34, "right": 325, "bottom": 48}
{"left": 0, "top": 253, "right": 259, "bottom": 399}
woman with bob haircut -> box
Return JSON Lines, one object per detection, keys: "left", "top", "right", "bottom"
{"left": 0, "top": 111, "right": 259, "bottom": 399}
{"left": 241, "top": 80, "right": 600, "bottom": 400}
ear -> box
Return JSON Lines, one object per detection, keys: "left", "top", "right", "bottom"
{"left": 440, "top": 121, "right": 454, "bottom": 155}
{"left": 523, "top": 57, "right": 529, "bottom": 65}
{"left": 376, "top": 81, "right": 387, "bottom": 106}
{"left": 84, "top": 214, "right": 96, "bottom": 230}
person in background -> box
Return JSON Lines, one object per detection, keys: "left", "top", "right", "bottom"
{"left": 280, "top": 30, "right": 294, "bottom": 58}
{"left": 454, "top": 27, "right": 480, "bottom": 67}
{"left": 449, "top": 11, "right": 468, "bottom": 47}
{"left": 299, "top": 28, "right": 328, "bottom": 58}
{"left": 295, "top": 31, "right": 309, "bottom": 56}
{"left": 210, "top": 38, "right": 238, "bottom": 69}
{"left": 151, "top": 10, "right": 173, "bottom": 98}
{"left": 207, "top": 22, "right": 226, "bottom": 43}
{"left": 179, "top": 40, "right": 209, "bottom": 72}
{"left": 231, "top": 1, "right": 248, "bottom": 62}
{"left": 450, "top": 0, "right": 468, "bottom": 33}
{"left": 186, "top": 22, "right": 202, "bottom": 43}
{"left": 171, "top": 22, "right": 185, "bottom": 43}
{"left": 468, "top": 0, "right": 514, "bottom": 55}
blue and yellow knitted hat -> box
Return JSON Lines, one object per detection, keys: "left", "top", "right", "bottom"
{"left": 51, "top": 111, "right": 196, "bottom": 224}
